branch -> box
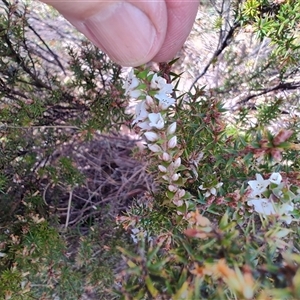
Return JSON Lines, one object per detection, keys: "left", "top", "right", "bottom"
{"left": 233, "top": 81, "right": 300, "bottom": 109}
{"left": 189, "top": 21, "right": 240, "bottom": 92}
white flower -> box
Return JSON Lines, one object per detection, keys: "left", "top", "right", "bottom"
{"left": 269, "top": 172, "right": 282, "bottom": 185}
{"left": 123, "top": 69, "right": 141, "bottom": 98}
{"left": 167, "top": 122, "right": 177, "bottom": 135}
{"left": 144, "top": 131, "right": 159, "bottom": 142}
{"left": 137, "top": 120, "right": 151, "bottom": 130}
{"left": 168, "top": 136, "right": 177, "bottom": 149}
{"left": 199, "top": 182, "right": 223, "bottom": 198}
{"left": 148, "top": 113, "right": 164, "bottom": 129}
{"left": 247, "top": 198, "right": 276, "bottom": 215}
{"left": 132, "top": 100, "right": 149, "bottom": 125}
{"left": 155, "top": 93, "right": 176, "bottom": 110}
{"left": 277, "top": 203, "right": 294, "bottom": 224}
{"left": 248, "top": 174, "right": 270, "bottom": 197}
{"left": 150, "top": 73, "right": 173, "bottom": 94}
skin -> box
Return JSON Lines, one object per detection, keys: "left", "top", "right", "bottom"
{"left": 40, "top": 0, "right": 199, "bottom": 66}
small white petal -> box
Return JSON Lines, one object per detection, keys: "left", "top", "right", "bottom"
{"left": 199, "top": 185, "right": 206, "bottom": 190}
{"left": 204, "top": 191, "right": 211, "bottom": 198}
{"left": 210, "top": 187, "right": 217, "bottom": 196}
{"left": 269, "top": 173, "right": 282, "bottom": 185}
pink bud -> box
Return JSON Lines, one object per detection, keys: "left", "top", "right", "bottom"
{"left": 172, "top": 173, "right": 179, "bottom": 181}
{"left": 168, "top": 185, "right": 177, "bottom": 192}
{"left": 162, "top": 152, "right": 171, "bottom": 162}
{"left": 148, "top": 144, "right": 162, "bottom": 153}
{"left": 173, "top": 158, "right": 181, "bottom": 168}
{"left": 167, "top": 122, "right": 177, "bottom": 135}
{"left": 158, "top": 165, "right": 167, "bottom": 172}
{"left": 168, "top": 136, "right": 177, "bottom": 149}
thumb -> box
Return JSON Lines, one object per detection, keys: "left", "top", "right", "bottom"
{"left": 41, "top": 0, "right": 168, "bottom": 66}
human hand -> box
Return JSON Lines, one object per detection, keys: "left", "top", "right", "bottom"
{"left": 40, "top": 0, "right": 199, "bottom": 67}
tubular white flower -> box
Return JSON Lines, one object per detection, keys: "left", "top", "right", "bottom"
{"left": 150, "top": 73, "right": 173, "bottom": 94}
{"left": 168, "top": 136, "right": 177, "bottom": 149}
{"left": 123, "top": 69, "right": 141, "bottom": 98}
{"left": 158, "top": 165, "right": 167, "bottom": 172}
{"left": 247, "top": 198, "right": 276, "bottom": 215}
{"left": 155, "top": 93, "right": 176, "bottom": 110}
{"left": 148, "top": 113, "right": 164, "bottom": 129}
{"left": 132, "top": 100, "right": 149, "bottom": 125}
{"left": 269, "top": 173, "right": 282, "bottom": 185}
{"left": 248, "top": 174, "right": 270, "bottom": 197}
{"left": 144, "top": 131, "right": 159, "bottom": 142}
{"left": 148, "top": 143, "right": 162, "bottom": 153}
{"left": 167, "top": 122, "right": 177, "bottom": 135}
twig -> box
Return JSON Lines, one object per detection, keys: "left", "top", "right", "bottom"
{"left": 65, "top": 187, "right": 74, "bottom": 228}
{"left": 233, "top": 81, "right": 300, "bottom": 109}
{"left": 189, "top": 21, "right": 240, "bottom": 92}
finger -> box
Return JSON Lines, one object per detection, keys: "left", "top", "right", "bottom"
{"left": 152, "top": 0, "right": 199, "bottom": 62}
{"left": 41, "top": 0, "right": 168, "bottom": 66}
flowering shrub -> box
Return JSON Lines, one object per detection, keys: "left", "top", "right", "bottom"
{"left": 115, "top": 65, "right": 300, "bottom": 299}
{"left": 1, "top": 0, "right": 300, "bottom": 299}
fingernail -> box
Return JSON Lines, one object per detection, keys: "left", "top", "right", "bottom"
{"left": 84, "top": 2, "right": 160, "bottom": 66}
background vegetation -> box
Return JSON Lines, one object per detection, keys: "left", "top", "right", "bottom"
{"left": 0, "top": 0, "right": 299, "bottom": 299}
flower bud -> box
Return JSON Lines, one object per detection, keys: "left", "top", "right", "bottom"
{"left": 167, "top": 122, "right": 177, "bottom": 135}
{"left": 144, "top": 131, "right": 159, "bottom": 142}
{"left": 148, "top": 144, "right": 162, "bottom": 153}
{"left": 162, "top": 152, "right": 171, "bottom": 162}
{"left": 162, "top": 175, "right": 169, "bottom": 181}
{"left": 168, "top": 136, "right": 177, "bottom": 149}
{"left": 173, "top": 157, "right": 181, "bottom": 168}
{"left": 145, "top": 95, "right": 155, "bottom": 107}
{"left": 172, "top": 173, "right": 180, "bottom": 181}
{"left": 158, "top": 165, "right": 167, "bottom": 172}
{"left": 177, "top": 189, "right": 186, "bottom": 198}
{"left": 168, "top": 185, "right": 177, "bottom": 192}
